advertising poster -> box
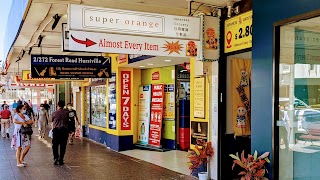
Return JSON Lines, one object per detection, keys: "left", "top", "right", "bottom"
{"left": 163, "top": 84, "right": 175, "bottom": 119}
{"left": 120, "top": 71, "right": 131, "bottom": 130}
{"left": 148, "top": 84, "right": 165, "bottom": 147}
{"left": 31, "top": 55, "right": 111, "bottom": 78}
{"left": 203, "top": 16, "right": 220, "bottom": 61}
{"left": 193, "top": 77, "right": 205, "bottom": 118}
{"left": 191, "top": 121, "right": 208, "bottom": 145}
{"left": 224, "top": 11, "right": 252, "bottom": 53}
{"left": 108, "top": 74, "right": 117, "bottom": 130}
{"left": 137, "top": 85, "right": 151, "bottom": 145}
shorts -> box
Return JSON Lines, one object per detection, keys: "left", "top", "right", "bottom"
{"left": 68, "top": 121, "right": 76, "bottom": 133}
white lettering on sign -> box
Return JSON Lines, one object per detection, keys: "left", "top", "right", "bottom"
{"left": 121, "top": 71, "right": 131, "bottom": 130}
{"left": 154, "top": 85, "right": 162, "bottom": 90}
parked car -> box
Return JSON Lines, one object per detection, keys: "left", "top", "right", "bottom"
{"left": 279, "top": 98, "right": 320, "bottom": 133}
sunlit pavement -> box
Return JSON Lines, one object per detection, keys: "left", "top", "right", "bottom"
{"left": 0, "top": 127, "right": 194, "bottom": 180}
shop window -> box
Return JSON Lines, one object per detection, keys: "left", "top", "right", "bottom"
{"left": 277, "top": 17, "right": 320, "bottom": 179}
{"left": 90, "top": 85, "right": 107, "bottom": 127}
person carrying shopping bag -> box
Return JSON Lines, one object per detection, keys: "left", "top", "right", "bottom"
{"left": 11, "top": 105, "right": 34, "bottom": 167}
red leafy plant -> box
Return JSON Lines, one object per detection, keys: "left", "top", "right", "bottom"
{"left": 186, "top": 140, "right": 214, "bottom": 173}
{"left": 229, "top": 150, "right": 270, "bottom": 180}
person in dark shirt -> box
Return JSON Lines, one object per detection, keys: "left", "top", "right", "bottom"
{"left": 23, "top": 103, "right": 34, "bottom": 122}
{"left": 42, "top": 100, "right": 51, "bottom": 112}
{"left": 66, "top": 103, "right": 80, "bottom": 145}
{"left": 51, "top": 101, "right": 69, "bottom": 166}
{"left": 1, "top": 101, "right": 7, "bottom": 110}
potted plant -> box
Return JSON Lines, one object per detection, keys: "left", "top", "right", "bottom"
{"left": 186, "top": 139, "right": 214, "bottom": 179}
{"left": 229, "top": 150, "right": 270, "bottom": 180}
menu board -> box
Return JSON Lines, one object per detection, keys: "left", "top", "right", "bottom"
{"left": 193, "top": 77, "right": 205, "bottom": 118}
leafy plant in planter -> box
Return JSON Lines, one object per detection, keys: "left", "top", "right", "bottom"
{"left": 186, "top": 140, "right": 214, "bottom": 177}
{"left": 229, "top": 150, "right": 270, "bottom": 180}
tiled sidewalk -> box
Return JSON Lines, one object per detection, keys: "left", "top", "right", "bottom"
{"left": 0, "top": 128, "right": 194, "bottom": 180}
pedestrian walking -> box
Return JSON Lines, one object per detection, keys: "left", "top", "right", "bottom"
{"left": 12, "top": 100, "right": 18, "bottom": 114}
{"left": 1, "top": 101, "right": 7, "bottom": 110}
{"left": 11, "top": 105, "right": 34, "bottom": 167}
{"left": 52, "top": 101, "right": 69, "bottom": 165}
{"left": 0, "top": 105, "right": 12, "bottom": 138}
{"left": 37, "top": 104, "right": 49, "bottom": 139}
{"left": 66, "top": 103, "right": 80, "bottom": 145}
{"left": 23, "top": 103, "right": 35, "bottom": 127}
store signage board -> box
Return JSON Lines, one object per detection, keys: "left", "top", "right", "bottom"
{"left": 120, "top": 71, "right": 131, "bottom": 130}
{"left": 22, "top": 70, "right": 86, "bottom": 81}
{"left": 68, "top": 4, "right": 201, "bottom": 40}
{"left": 191, "top": 121, "right": 208, "bottom": 145}
{"left": 193, "top": 77, "right": 205, "bottom": 118}
{"left": 149, "top": 84, "right": 164, "bottom": 147}
{"left": 224, "top": 10, "right": 252, "bottom": 53}
{"left": 137, "top": 85, "right": 151, "bottom": 145}
{"left": 69, "top": 30, "right": 201, "bottom": 58}
{"left": 30, "top": 55, "right": 111, "bottom": 78}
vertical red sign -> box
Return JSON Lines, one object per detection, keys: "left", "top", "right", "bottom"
{"left": 148, "top": 84, "right": 164, "bottom": 147}
{"left": 121, "top": 71, "right": 131, "bottom": 130}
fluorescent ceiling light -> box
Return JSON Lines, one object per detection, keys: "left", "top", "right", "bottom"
{"left": 139, "top": 66, "right": 146, "bottom": 68}
{"left": 147, "top": 63, "right": 154, "bottom": 66}
{"left": 164, "top": 59, "right": 172, "bottom": 62}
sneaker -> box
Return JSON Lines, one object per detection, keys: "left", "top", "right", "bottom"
{"left": 17, "top": 163, "right": 25, "bottom": 167}
{"left": 59, "top": 161, "right": 64, "bottom": 166}
{"left": 21, "top": 161, "right": 27, "bottom": 165}
{"left": 6, "top": 133, "right": 9, "bottom": 138}
{"left": 54, "top": 159, "right": 59, "bottom": 165}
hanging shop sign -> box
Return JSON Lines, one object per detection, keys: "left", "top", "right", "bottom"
{"left": 62, "top": 23, "right": 69, "bottom": 51}
{"left": 22, "top": 70, "right": 86, "bottom": 81}
{"left": 137, "top": 85, "right": 152, "bottom": 145}
{"left": 203, "top": 16, "right": 220, "bottom": 61}
{"left": 109, "top": 74, "right": 117, "bottom": 130}
{"left": 68, "top": 30, "right": 201, "bottom": 58}
{"left": 224, "top": 10, "right": 252, "bottom": 53}
{"left": 30, "top": 55, "right": 111, "bottom": 78}
{"left": 163, "top": 84, "right": 175, "bottom": 119}
{"left": 193, "top": 77, "right": 205, "bottom": 119}
{"left": 120, "top": 71, "right": 131, "bottom": 130}
{"left": 191, "top": 121, "right": 208, "bottom": 145}
{"left": 149, "top": 84, "right": 165, "bottom": 147}
{"left": 68, "top": 4, "right": 201, "bottom": 40}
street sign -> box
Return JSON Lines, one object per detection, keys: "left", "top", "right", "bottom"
{"left": 31, "top": 55, "right": 111, "bottom": 78}
{"left": 69, "top": 30, "right": 201, "bottom": 58}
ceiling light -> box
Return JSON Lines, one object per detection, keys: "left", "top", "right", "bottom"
{"left": 164, "top": 59, "right": 172, "bottom": 62}
{"left": 139, "top": 66, "right": 145, "bottom": 68}
{"left": 147, "top": 63, "right": 154, "bottom": 66}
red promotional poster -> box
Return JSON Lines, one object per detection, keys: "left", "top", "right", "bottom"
{"left": 148, "top": 84, "right": 164, "bottom": 147}
{"left": 120, "top": 71, "right": 131, "bottom": 130}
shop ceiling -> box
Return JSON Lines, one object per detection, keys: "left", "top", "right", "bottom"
{"left": 7, "top": 0, "right": 239, "bottom": 74}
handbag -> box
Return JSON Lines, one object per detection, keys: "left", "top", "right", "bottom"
{"left": 20, "top": 124, "right": 33, "bottom": 135}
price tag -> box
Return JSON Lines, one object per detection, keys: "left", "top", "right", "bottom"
{"left": 225, "top": 10, "right": 252, "bottom": 53}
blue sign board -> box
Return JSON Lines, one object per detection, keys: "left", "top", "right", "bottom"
{"left": 31, "top": 55, "right": 111, "bottom": 78}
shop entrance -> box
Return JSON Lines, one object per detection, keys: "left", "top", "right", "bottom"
{"left": 119, "top": 56, "right": 191, "bottom": 175}
{"left": 219, "top": 51, "right": 252, "bottom": 179}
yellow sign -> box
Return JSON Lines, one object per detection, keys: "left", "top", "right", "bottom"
{"left": 194, "top": 77, "right": 205, "bottom": 118}
{"left": 163, "top": 84, "right": 175, "bottom": 119}
{"left": 22, "top": 70, "right": 53, "bottom": 81}
{"left": 224, "top": 10, "right": 252, "bottom": 53}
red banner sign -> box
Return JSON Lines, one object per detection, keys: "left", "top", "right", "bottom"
{"left": 148, "top": 84, "right": 164, "bottom": 147}
{"left": 120, "top": 71, "right": 131, "bottom": 130}
{"left": 152, "top": 71, "right": 160, "bottom": 80}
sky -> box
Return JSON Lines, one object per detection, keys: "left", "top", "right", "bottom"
{"left": 0, "top": 0, "right": 13, "bottom": 60}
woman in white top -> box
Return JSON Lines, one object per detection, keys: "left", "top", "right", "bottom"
{"left": 11, "top": 104, "right": 34, "bottom": 167}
